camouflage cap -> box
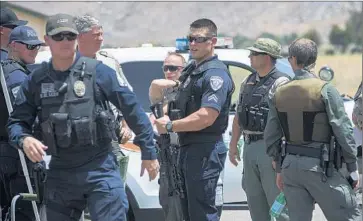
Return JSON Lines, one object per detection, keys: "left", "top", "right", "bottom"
{"left": 247, "top": 38, "right": 282, "bottom": 58}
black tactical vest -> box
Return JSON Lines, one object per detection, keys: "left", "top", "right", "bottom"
{"left": 0, "top": 60, "right": 30, "bottom": 137}
{"left": 32, "top": 57, "right": 117, "bottom": 156}
{"left": 170, "top": 58, "right": 234, "bottom": 144}
{"left": 237, "top": 68, "right": 285, "bottom": 132}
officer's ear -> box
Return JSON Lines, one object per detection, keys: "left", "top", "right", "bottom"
{"left": 211, "top": 37, "right": 217, "bottom": 46}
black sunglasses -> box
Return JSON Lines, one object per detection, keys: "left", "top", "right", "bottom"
{"left": 187, "top": 36, "right": 213, "bottom": 43}
{"left": 2, "top": 25, "right": 17, "bottom": 30}
{"left": 249, "top": 51, "right": 268, "bottom": 56}
{"left": 162, "top": 65, "right": 182, "bottom": 72}
{"left": 50, "top": 32, "right": 77, "bottom": 42}
{"left": 17, "top": 42, "right": 41, "bottom": 50}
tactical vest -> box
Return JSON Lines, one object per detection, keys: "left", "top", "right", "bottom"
{"left": 274, "top": 78, "right": 331, "bottom": 144}
{"left": 0, "top": 60, "right": 30, "bottom": 137}
{"left": 237, "top": 69, "right": 285, "bottom": 132}
{"left": 170, "top": 58, "right": 234, "bottom": 143}
{"left": 32, "top": 57, "right": 117, "bottom": 156}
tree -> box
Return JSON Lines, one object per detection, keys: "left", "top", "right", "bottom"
{"left": 345, "top": 10, "right": 363, "bottom": 46}
{"left": 280, "top": 33, "right": 298, "bottom": 45}
{"left": 329, "top": 24, "right": 350, "bottom": 52}
{"left": 302, "top": 29, "right": 322, "bottom": 46}
{"left": 233, "top": 35, "right": 254, "bottom": 49}
{"left": 258, "top": 32, "right": 280, "bottom": 42}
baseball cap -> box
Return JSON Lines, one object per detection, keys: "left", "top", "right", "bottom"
{"left": 46, "top": 13, "right": 78, "bottom": 36}
{"left": 247, "top": 38, "right": 282, "bottom": 59}
{"left": 9, "top": 26, "right": 45, "bottom": 45}
{"left": 0, "top": 7, "right": 28, "bottom": 27}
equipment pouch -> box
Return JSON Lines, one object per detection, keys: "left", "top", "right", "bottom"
{"left": 96, "top": 110, "right": 116, "bottom": 143}
{"left": 238, "top": 105, "right": 249, "bottom": 128}
{"left": 50, "top": 113, "right": 72, "bottom": 148}
{"left": 73, "top": 117, "right": 93, "bottom": 146}
{"left": 40, "top": 120, "right": 58, "bottom": 155}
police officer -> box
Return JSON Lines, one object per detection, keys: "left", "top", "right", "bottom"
{"left": 228, "top": 38, "right": 290, "bottom": 221}
{"left": 0, "top": 7, "right": 27, "bottom": 61}
{"left": 154, "top": 18, "right": 234, "bottom": 221}
{"left": 74, "top": 15, "right": 133, "bottom": 166}
{"left": 264, "top": 38, "right": 361, "bottom": 221}
{"left": 6, "top": 13, "right": 159, "bottom": 221}
{"left": 149, "top": 51, "right": 185, "bottom": 221}
{"left": 0, "top": 25, "right": 44, "bottom": 221}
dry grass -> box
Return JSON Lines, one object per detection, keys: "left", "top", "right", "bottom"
{"left": 316, "top": 54, "right": 362, "bottom": 97}
{"left": 229, "top": 54, "right": 362, "bottom": 103}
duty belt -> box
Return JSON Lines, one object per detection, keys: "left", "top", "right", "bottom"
{"left": 285, "top": 144, "right": 321, "bottom": 159}
{"left": 244, "top": 134, "right": 264, "bottom": 144}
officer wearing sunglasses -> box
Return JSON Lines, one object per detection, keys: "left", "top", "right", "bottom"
{"left": 0, "top": 25, "right": 44, "bottom": 221}
{"left": 7, "top": 13, "right": 159, "bottom": 221}
{"left": 0, "top": 7, "right": 28, "bottom": 61}
{"left": 154, "top": 19, "right": 234, "bottom": 221}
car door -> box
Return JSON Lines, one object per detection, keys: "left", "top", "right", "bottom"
{"left": 220, "top": 61, "right": 254, "bottom": 204}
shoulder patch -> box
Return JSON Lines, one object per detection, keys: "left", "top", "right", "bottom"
{"left": 210, "top": 76, "right": 224, "bottom": 91}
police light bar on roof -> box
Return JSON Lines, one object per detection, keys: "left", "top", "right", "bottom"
{"left": 175, "top": 37, "right": 234, "bottom": 51}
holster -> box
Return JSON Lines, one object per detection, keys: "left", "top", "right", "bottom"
{"left": 33, "top": 161, "right": 46, "bottom": 204}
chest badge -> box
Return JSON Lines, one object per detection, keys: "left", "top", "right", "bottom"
{"left": 73, "top": 80, "right": 86, "bottom": 97}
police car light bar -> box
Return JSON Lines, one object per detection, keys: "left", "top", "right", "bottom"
{"left": 175, "top": 36, "right": 234, "bottom": 52}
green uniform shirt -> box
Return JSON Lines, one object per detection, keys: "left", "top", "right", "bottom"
{"left": 264, "top": 69, "right": 358, "bottom": 172}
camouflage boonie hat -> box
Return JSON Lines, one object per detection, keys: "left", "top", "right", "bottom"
{"left": 247, "top": 38, "right": 282, "bottom": 58}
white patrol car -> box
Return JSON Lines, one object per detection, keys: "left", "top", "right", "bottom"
{"left": 30, "top": 37, "right": 358, "bottom": 220}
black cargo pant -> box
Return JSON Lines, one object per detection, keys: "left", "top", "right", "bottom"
{"left": 0, "top": 141, "right": 35, "bottom": 221}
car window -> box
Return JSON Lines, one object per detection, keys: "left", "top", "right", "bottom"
{"left": 121, "top": 61, "right": 164, "bottom": 112}
{"left": 224, "top": 62, "right": 254, "bottom": 112}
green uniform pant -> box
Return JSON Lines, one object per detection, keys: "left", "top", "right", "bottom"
{"left": 281, "top": 154, "right": 361, "bottom": 221}
{"left": 242, "top": 139, "right": 289, "bottom": 221}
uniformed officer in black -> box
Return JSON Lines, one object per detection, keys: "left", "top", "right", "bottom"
{"left": 155, "top": 18, "right": 234, "bottom": 221}
{"left": 0, "top": 7, "right": 27, "bottom": 61}
{"left": 6, "top": 14, "right": 159, "bottom": 221}
{"left": 0, "top": 25, "right": 44, "bottom": 221}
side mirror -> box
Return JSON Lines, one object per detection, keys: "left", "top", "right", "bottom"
{"left": 318, "top": 66, "right": 334, "bottom": 82}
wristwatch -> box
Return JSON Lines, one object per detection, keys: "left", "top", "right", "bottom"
{"left": 165, "top": 121, "right": 173, "bottom": 132}
{"left": 172, "top": 80, "right": 180, "bottom": 88}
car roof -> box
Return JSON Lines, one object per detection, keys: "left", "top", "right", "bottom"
{"left": 34, "top": 47, "right": 294, "bottom": 77}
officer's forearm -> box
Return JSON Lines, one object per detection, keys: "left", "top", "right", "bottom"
{"left": 230, "top": 115, "right": 242, "bottom": 147}
{"left": 149, "top": 79, "right": 177, "bottom": 105}
{"left": 172, "top": 107, "right": 218, "bottom": 132}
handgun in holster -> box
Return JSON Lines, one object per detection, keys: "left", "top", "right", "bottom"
{"left": 33, "top": 161, "right": 47, "bottom": 204}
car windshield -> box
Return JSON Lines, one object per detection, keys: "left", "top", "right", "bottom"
{"left": 121, "top": 61, "right": 164, "bottom": 112}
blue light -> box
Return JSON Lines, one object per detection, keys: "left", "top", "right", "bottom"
{"left": 176, "top": 38, "right": 189, "bottom": 51}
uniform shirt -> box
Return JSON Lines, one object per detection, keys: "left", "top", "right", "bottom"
{"left": 0, "top": 48, "right": 8, "bottom": 61}
{"left": 237, "top": 67, "right": 290, "bottom": 135}
{"left": 6, "top": 54, "right": 157, "bottom": 168}
{"left": 265, "top": 69, "right": 358, "bottom": 172}
{"left": 352, "top": 83, "right": 362, "bottom": 130}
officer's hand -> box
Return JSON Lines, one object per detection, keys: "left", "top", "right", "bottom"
{"left": 276, "top": 173, "right": 283, "bottom": 191}
{"left": 23, "top": 137, "right": 48, "bottom": 163}
{"left": 154, "top": 115, "right": 170, "bottom": 134}
{"left": 119, "top": 126, "right": 132, "bottom": 144}
{"left": 140, "top": 159, "right": 160, "bottom": 181}
{"left": 272, "top": 161, "right": 276, "bottom": 170}
{"left": 228, "top": 144, "right": 240, "bottom": 167}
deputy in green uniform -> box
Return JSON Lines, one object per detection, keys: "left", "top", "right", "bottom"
{"left": 264, "top": 38, "right": 362, "bottom": 221}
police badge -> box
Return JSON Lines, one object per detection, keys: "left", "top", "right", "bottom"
{"left": 73, "top": 80, "right": 86, "bottom": 97}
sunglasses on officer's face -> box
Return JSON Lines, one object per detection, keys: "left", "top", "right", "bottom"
{"left": 17, "top": 42, "right": 41, "bottom": 50}
{"left": 249, "top": 51, "right": 268, "bottom": 56}
{"left": 162, "top": 65, "right": 182, "bottom": 72}
{"left": 50, "top": 32, "right": 77, "bottom": 42}
{"left": 187, "top": 35, "right": 213, "bottom": 43}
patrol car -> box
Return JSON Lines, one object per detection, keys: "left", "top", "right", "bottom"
{"left": 30, "top": 38, "right": 359, "bottom": 220}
